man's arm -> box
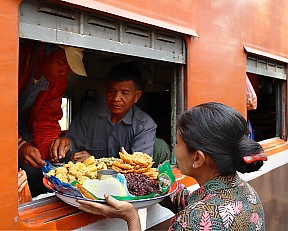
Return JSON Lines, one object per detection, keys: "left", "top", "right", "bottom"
{"left": 30, "top": 79, "right": 67, "bottom": 160}
{"left": 18, "top": 135, "right": 46, "bottom": 167}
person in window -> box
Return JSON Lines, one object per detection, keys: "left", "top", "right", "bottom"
{"left": 76, "top": 102, "right": 267, "bottom": 231}
{"left": 50, "top": 62, "right": 157, "bottom": 163}
{"left": 18, "top": 41, "right": 87, "bottom": 197}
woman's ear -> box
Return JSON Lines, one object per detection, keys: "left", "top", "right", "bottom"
{"left": 193, "top": 150, "right": 205, "bottom": 168}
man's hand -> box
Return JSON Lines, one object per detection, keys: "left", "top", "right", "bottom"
{"left": 19, "top": 144, "right": 46, "bottom": 168}
{"left": 50, "top": 137, "right": 70, "bottom": 162}
{"left": 70, "top": 150, "right": 91, "bottom": 163}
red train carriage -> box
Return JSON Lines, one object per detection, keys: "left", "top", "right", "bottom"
{"left": 0, "top": 0, "right": 287, "bottom": 230}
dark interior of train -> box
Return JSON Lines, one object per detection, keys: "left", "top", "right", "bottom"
{"left": 19, "top": 38, "right": 173, "bottom": 147}
{"left": 247, "top": 73, "right": 281, "bottom": 141}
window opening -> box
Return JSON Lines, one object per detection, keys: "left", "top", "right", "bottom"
{"left": 59, "top": 97, "right": 71, "bottom": 131}
{"left": 247, "top": 73, "right": 286, "bottom": 141}
{"left": 18, "top": 0, "right": 187, "bottom": 207}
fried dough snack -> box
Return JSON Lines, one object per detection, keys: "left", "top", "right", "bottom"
{"left": 47, "top": 159, "right": 98, "bottom": 184}
{"left": 47, "top": 156, "right": 120, "bottom": 184}
{"left": 112, "top": 149, "right": 158, "bottom": 180}
{"left": 83, "top": 155, "right": 95, "bottom": 166}
{"left": 94, "top": 157, "right": 120, "bottom": 168}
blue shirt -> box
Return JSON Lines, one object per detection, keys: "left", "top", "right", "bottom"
{"left": 66, "top": 97, "right": 157, "bottom": 158}
{"left": 18, "top": 75, "right": 49, "bottom": 143}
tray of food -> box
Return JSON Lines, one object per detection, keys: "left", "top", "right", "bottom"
{"left": 42, "top": 151, "right": 177, "bottom": 209}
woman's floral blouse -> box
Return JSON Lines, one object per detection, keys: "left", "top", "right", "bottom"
{"left": 160, "top": 174, "right": 265, "bottom": 230}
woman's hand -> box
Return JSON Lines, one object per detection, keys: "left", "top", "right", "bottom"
{"left": 77, "top": 194, "right": 141, "bottom": 231}
{"left": 18, "top": 169, "right": 28, "bottom": 194}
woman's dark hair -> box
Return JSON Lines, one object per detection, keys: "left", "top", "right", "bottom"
{"left": 107, "top": 63, "right": 142, "bottom": 90}
{"left": 177, "top": 102, "right": 264, "bottom": 175}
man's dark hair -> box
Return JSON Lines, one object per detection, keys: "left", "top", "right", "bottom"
{"left": 107, "top": 63, "right": 142, "bottom": 90}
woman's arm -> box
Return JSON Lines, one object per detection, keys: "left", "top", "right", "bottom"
{"left": 77, "top": 195, "right": 141, "bottom": 231}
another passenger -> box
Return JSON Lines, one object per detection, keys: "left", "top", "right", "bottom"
{"left": 18, "top": 169, "right": 28, "bottom": 195}
{"left": 76, "top": 102, "right": 267, "bottom": 231}
{"left": 50, "top": 62, "right": 157, "bottom": 163}
{"left": 18, "top": 169, "right": 32, "bottom": 204}
{"left": 18, "top": 41, "right": 87, "bottom": 196}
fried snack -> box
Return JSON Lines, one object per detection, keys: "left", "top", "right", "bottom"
{"left": 94, "top": 157, "right": 120, "bottom": 168}
{"left": 112, "top": 150, "right": 158, "bottom": 179}
{"left": 55, "top": 172, "right": 69, "bottom": 183}
{"left": 143, "top": 168, "right": 158, "bottom": 180}
{"left": 55, "top": 166, "right": 68, "bottom": 174}
{"left": 133, "top": 167, "right": 150, "bottom": 173}
{"left": 132, "top": 152, "right": 153, "bottom": 166}
{"left": 114, "top": 160, "right": 134, "bottom": 170}
{"left": 112, "top": 165, "right": 133, "bottom": 173}
{"left": 119, "top": 152, "right": 135, "bottom": 165}
{"left": 47, "top": 169, "right": 56, "bottom": 176}
{"left": 96, "top": 162, "right": 108, "bottom": 170}
{"left": 67, "top": 174, "right": 76, "bottom": 182}
{"left": 75, "top": 184, "right": 95, "bottom": 200}
{"left": 74, "top": 162, "right": 88, "bottom": 175}
{"left": 112, "top": 165, "right": 124, "bottom": 172}
{"left": 85, "top": 171, "right": 98, "bottom": 179}
{"left": 83, "top": 155, "right": 95, "bottom": 166}
{"left": 47, "top": 160, "right": 97, "bottom": 185}
{"left": 87, "top": 164, "right": 97, "bottom": 172}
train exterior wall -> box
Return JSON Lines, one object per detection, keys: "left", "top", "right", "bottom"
{"left": 62, "top": 0, "right": 288, "bottom": 115}
{"left": 0, "top": 0, "right": 287, "bottom": 229}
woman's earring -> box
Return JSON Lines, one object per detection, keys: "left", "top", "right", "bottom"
{"left": 192, "top": 164, "right": 195, "bottom": 168}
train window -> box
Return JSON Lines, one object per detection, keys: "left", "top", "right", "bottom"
{"left": 245, "top": 45, "right": 287, "bottom": 141}
{"left": 18, "top": 0, "right": 188, "bottom": 204}
{"left": 59, "top": 97, "right": 71, "bottom": 131}
{"left": 247, "top": 74, "right": 286, "bottom": 141}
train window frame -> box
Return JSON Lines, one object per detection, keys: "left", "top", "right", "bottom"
{"left": 18, "top": 0, "right": 189, "bottom": 207}
{"left": 245, "top": 50, "right": 287, "bottom": 141}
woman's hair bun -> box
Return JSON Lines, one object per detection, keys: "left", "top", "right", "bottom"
{"left": 235, "top": 136, "right": 267, "bottom": 173}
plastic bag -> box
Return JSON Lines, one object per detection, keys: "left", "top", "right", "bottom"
{"left": 158, "top": 160, "right": 175, "bottom": 194}
{"left": 246, "top": 76, "right": 257, "bottom": 110}
{"left": 18, "top": 183, "right": 32, "bottom": 204}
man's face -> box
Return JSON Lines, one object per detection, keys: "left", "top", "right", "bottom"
{"left": 40, "top": 49, "right": 71, "bottom": 82}
{"left": 106, "top": 80, "right": 142, "bottom": 122}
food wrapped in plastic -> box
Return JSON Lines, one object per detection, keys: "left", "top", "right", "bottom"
{"left": 246, "top": 75, "right": 257, "bottom": 110}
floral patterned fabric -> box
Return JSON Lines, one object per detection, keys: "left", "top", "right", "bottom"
{"left": 160, "top": 174, "right": 265, "bottom": 231}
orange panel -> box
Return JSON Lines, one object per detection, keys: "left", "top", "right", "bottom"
{"left": 18, "top": 201, "right": 105, "bottom": 230}
{"left": 0, "top": 0, "right": 22, "bottom": 229}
